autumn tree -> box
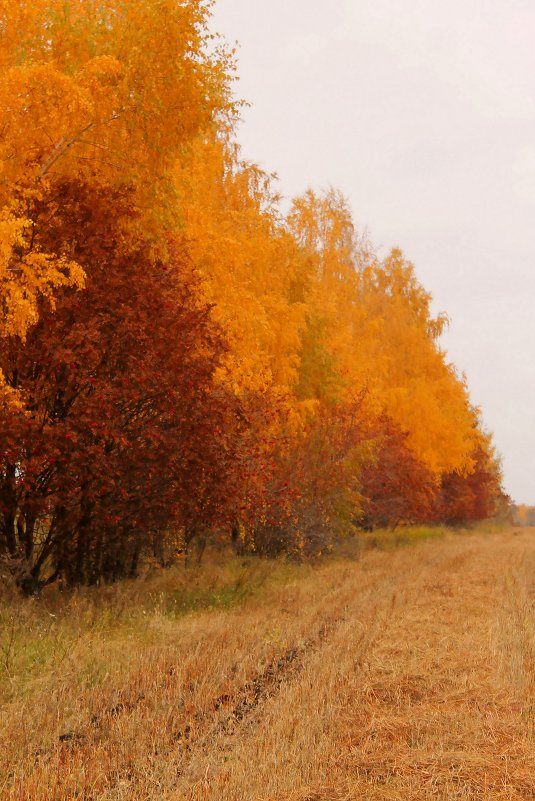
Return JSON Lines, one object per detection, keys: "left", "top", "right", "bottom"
{"left": 0, "top": 183, "right": 233, "bottom": 591}
{"left": 173, "top": 135, "right": 309, "bottom": 395}
{"left": 0, "top": 0, "right": 233, "bottom": 342}
{"left": 358, "top": 415, "right": 437, "bottom": 529}
{"left": 354, "top": 249, "right": 478, "bottom": 477}
{"left": 437, "top": 431, "right": 504, "bottom": 525}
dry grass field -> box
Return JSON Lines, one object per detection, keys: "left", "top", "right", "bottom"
{"left": 2, "top": 526, "right": 535, "bottom": 800}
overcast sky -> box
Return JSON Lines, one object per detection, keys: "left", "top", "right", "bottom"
{"left": 211, "top": 0, "right": 535, "bottom": 504}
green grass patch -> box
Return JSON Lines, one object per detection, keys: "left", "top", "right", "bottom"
{"left": 359, "top": 525, "right": 448, "bottom": 550}
{"left": 161, "top": 561, "right": 274, "bottom": 615}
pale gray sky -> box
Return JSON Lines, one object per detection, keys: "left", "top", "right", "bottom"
{"left": 212, "top": 0, "right": 535, "bottom": 504}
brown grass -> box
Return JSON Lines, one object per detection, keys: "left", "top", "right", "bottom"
{"left": 2, "top": 527, "right": 535, "bottom": 800}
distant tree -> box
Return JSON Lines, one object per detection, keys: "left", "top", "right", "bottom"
{"left": 511, "top": 505, "right": 535, "bottom": 526}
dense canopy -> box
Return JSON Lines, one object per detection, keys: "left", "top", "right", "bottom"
{"left": 0, "top": 0, "right": 505, "bottom": 591}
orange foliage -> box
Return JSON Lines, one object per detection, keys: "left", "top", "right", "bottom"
{"left": 0, "top": 1, "right": 504, "bottom": 586}
{"left": 0, "top": 0, "right": 232, "bottom": 339}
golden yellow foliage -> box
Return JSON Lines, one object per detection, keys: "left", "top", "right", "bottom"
{"left": 0, "top": 0, "right": 232, "bottom": 338}
{"left": 0, "top": 197, "right": 84, "bottom": 339}
{"left": 287, "top": 191, "right": 476, "bottom": 475}
{"left": 174, "top": 136, "right": 309, "bottom": 394}
{"left": 355, "top": 250, "right": 477, "bottom": 474}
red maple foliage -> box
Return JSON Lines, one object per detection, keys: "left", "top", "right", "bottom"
{"left": 0, "top": 182, "right": 235, "bottom": 591}
{"left": 437, "top": 444, "right": 504, "bottom": 526}
{"left": 358, "top": 415, "right": 437, "bottom": 529}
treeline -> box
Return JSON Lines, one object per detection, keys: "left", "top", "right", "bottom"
{"left": 511, "top": 506, "right": 535, "bottom": 526}
{"left": 0, "top": 1, "right": 505, "bottom": 593}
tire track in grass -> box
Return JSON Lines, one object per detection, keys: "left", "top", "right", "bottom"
{"left": 177, "top": 550, "right": 435, "bottom": 799}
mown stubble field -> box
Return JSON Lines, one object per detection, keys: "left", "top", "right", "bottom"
{"left": 2, "top": 527, "right": 535, "bottom": 800}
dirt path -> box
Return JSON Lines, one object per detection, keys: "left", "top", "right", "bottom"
{"left": 4, "top": 528, "right": 535, "bottom": 800}
{"left": 178, "top": 529, "right": 535, "bottom": 801}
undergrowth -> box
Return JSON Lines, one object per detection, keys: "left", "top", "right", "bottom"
{"left": 0, "top": 523, "right": 498, "bottom": 704}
